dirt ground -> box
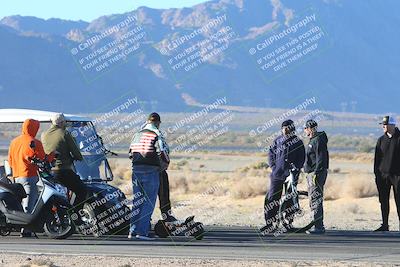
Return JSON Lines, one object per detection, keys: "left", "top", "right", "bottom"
{"left": 0, "top": 254, "right": 390, "bottom": 267}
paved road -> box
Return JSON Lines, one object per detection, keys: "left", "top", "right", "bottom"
{"left": 0, "top": 227, "right": 399, "bottom": 263}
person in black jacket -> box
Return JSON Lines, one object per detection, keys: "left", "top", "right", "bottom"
{"left": 303, "top": 119, "right": 329, "bottom": 234}
{"left": 374, "top": 115, "right": 400, "bottom": 232}
{"left": 262, "top": 120, "right": 305, "bottom": 233}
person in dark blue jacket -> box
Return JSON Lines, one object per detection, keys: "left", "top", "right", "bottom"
{"left": 263, "top": 120, "right": 305, "bottom": 233}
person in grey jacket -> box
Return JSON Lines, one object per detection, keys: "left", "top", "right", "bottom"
{"left": 303, "top": 119, "right": 329, "bottom": 234}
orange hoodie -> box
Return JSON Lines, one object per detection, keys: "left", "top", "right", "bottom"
{"left": 8, "top": 119, "right": 52, "bottom": 178}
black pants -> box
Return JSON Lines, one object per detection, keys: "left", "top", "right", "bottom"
{"left": 53, "top": 169, "right": 88, "bottom": 213}
{"left": 264, "top": 173, "right": 300, "bottom": 226}
{"left": 158, "top": 170, "right": 172, "bottom": 219}
{"left": 264, "top": 178, "right": 285, "bottom": 225}
{"left": 376, "top": 175, "right": 400, "bottom": 226}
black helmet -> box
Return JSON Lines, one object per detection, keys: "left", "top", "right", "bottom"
{"left": 148, "top": 112, "right": 161, "bottom": 123}
{"left": 281, "top": 119, "right": 295, "bottom": 132}
{"left": 281, "top": 119, "right": 294, "bottom": 127}
{"left": 304, "top": 119, "right": 318, "bottom": 129}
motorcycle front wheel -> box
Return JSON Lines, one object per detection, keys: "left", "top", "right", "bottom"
{"left": 278, "top": 190, "right": 314, "bottom": 232}
{"left": 43, "top": 204, "right": 74, "bottom": 239}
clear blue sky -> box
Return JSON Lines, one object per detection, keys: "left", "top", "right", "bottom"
{"left": 0, "top": 0, "right": 209, "bottom": 21}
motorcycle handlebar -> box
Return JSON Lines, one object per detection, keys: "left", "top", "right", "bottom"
{"left": 104, "top": 149, "right": 118, "bottom": 156}
{"left": 28, "top": 157, "right": 53, "bottom": 171}
{"left": 288, "top": 162, "right": 299, "bottom": 172}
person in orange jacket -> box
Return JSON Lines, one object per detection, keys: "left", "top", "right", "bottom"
{"left": 8, "top": 119, "right": 53, "bottom": 237}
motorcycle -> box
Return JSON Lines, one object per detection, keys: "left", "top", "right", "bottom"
{"left": 64, "top": 121, "right": 131, "bottom": 237}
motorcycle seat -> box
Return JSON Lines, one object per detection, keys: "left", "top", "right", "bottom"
{"left": 0, "top": 182, "right": 27, "bottom": 200}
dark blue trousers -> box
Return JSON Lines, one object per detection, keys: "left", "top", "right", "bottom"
{"left": 264, "top": 177, "right": 285, "bottom": 225}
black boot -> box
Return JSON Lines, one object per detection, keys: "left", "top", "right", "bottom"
{"left": 374, "top": 224, "right": 389, "bottom": 232}
{"left": 260, "top": 224, "right": 277, "bottom": 234}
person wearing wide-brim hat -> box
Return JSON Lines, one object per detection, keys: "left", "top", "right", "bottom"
{"left": 374, "top": 115, "right": 400, "bottom": 232}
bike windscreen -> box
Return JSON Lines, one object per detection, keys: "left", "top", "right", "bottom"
{"left": 66, "top": 122, "right": 113, "bottom": 181}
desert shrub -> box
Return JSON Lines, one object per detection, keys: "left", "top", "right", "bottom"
{"left": 330, "top": 168, "right": 341, "bottom": 173}
{"left": 324, "top": 172, "right": 377, "bottom": 200}
{"left": 231, "top": 176, "right": 267, "bottom": 199}
{"left": 329, "top": 135, "right": 376, "bottom": 153}
{"left": 111, "top": 160, "right": 131, "bottom": 180}
{"left": 169, "top": 174, "right": 190, "bottom": 194}
{"left": 346, "top": 203, "right": 365, "bottom": 214}
{"left": 329, "top": 153, "right": 373, "bottom": 162}
{"left": 20, "top": 258, "right": 56, "bottom": 267}
{"left": 169, "top": 159, "right": 189, "bottom": 170}
{"left": 238, "top": 161, "right": 269, "bottom": 173}
{"left": 342, "top": 173, "right": 377, "bottom": 198}
{"left": 358, "top": 143, "right": 375, "bottom": 153}
{"left": 324, "top": 177, "right": 343, "bottom": 200}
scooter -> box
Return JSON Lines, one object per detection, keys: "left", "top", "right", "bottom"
{"left": 0, "top": 154, "right": 74, "bottom": 239}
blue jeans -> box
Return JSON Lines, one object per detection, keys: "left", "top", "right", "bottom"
{"left": 15, "top": 176, "right": 39, "bottom": 234}
{"left": 130, "top": 165, "right": 160, "bottom": 236}
{"left": 14, "top": 177, "right": 39, "bottom": 214}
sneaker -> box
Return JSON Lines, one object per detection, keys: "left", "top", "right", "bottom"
{"left": 20, "top": 232, "right": 33, "bottom": 238}
{"left": 306, "top": 227, "right": 326, "bottom": 235}
{"left": 374, "top": 224, "right": 389, "bottom": 232}
{"left": 127, "top": 232, "right": 136, "bottom": 239}
{"left": 135, "top": 234, "right": 156, "bottom": 241}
